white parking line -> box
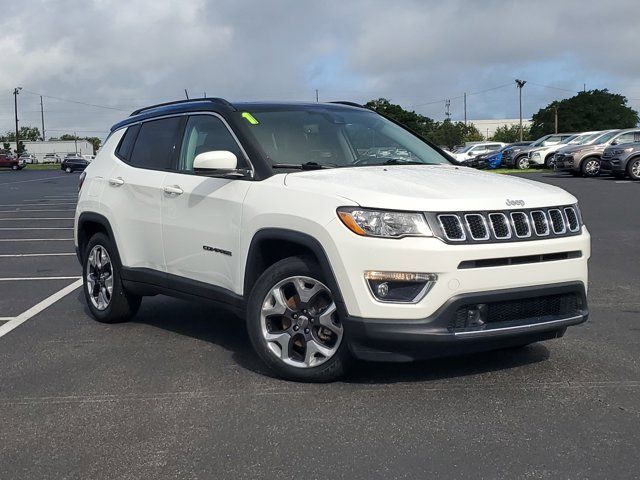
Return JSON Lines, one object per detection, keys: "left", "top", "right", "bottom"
{"left": 0, "top": 279, "right": 83, "bottom": 339}
{"left": 0, "top": 209, "right": 75, "bottom": 213}
{"left": 0, "top": 175, "right": 69, "bottom": 185}
{"left": 0, "top": 227, "right": 73, "bottom": 230}
{"left": 0, "top": 203, "right": 76, "bottom": 207}
{"left": 0, "top": 253, "right": 75, "bottom": 257}
{"left": 0, "top": 276, "right": 80, "bottom": 281}
{"left": 0, "top": 317, "right": 14, "bottom": 321}
{"left": 0, "top": 218, "right": 73, "bottom": 221}
{"left": 0, "top": 238, "right": 73, "bottom": 242}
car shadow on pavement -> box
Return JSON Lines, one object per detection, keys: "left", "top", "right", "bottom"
{"left": 121, "top": 296, "right": 551, "bottom": 384}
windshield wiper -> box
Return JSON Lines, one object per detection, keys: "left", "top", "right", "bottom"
{"left": 271, "top": 162, "right": 335, "bottom": 170}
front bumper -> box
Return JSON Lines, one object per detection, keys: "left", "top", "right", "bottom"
{"left": 554, "top": 155, "right": 577, "bottom": 171}
{"left": 344, "top": 281, "right": 588, "bottom": 361}
{"left": 600, "top": 158, "right": 625, "bottom": 173}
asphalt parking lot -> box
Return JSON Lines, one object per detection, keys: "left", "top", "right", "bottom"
{"left": 0, "top": 169, "right": 638, "bottom": 479}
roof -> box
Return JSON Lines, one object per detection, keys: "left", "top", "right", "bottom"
{"left": 110, "top": 98, "right": 367, "bottom": 132}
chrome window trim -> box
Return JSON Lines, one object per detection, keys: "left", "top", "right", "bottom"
{"left": 488, "top": 213, "right": 512, "bottom": 239}
{"left": 464, "top": 214, "right": 490, "bottom": 241}
{"left": 510, "top": 211, "right": 532, "bottom": 238}
{"left": 530, "top": 210, "right": 550, "bottom": 236}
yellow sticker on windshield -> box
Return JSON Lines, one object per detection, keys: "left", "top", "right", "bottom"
{"left": 242, "top": 112, "right": 259, "bottom": 125}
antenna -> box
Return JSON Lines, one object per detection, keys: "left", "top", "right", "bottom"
{"left": 184, "top": 89, "right": 190, "bottom": 100}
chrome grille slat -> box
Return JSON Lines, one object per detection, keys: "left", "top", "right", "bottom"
{"left": 510, "top": 212, "right": 531, "bottom": 238}
{"left": 437, "top": 214, "right": 466, "bottom": 241}
{"left": 464, "top": 214, "right": 489, "bottom": 240}
{"left": 548, "top": 209, "right": 566, "bottom": 234}
{"left": 430, "top": 206, "right": 580, "bottom": 244}
{"left": 530, "top": 210, "right": 550, "bottom": 236}
{"left": 488, "top": 213, "right": 512, "bottom": 239}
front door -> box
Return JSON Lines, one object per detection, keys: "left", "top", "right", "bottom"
{"left": 161, "top": 113, "right": 251, "bottom": 294}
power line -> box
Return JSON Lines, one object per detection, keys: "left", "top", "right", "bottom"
{"left": 21, "top": 90, "right": 130, "bottom": 112}
{"left": 409, "top": 83, "right": 512, "bottom": 108}
{"left": 527, "top": 82, "right": 579, "bottom": 94}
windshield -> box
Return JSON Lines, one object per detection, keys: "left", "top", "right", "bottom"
{"left": 593, "top": 131, "right": 619, "bottom": 145}
{"left": 530, "top": 135, "right": 551, "bottom": 147}
{"left": 240, "top": 107, "right": 451, "bottom": 168}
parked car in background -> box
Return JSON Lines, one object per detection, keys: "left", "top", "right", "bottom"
{"left": 600, "top": 142, "right": 640, "bottom": 180}
{"left": 43, "top": 153, "right": 62, "bottom": 163}
{"left": 82, "top": 154, "right": 96, "bottom": 162}
{"left": 554, "top": 129, "right": 640, "bottom": 177}
{"left": 503, "top": 134, "right": 573, "bottom": 169}
{"left": 449, "top": 142, "right": 506, "bottom": 162}
{"left": 18, "top": 153, "right": 37, "bottom": 164}
{"left": 61, "top": 154, "right": 89, "bottom": 173}
{"left": 0, "top": 153, "right": 25, "bottom": 170}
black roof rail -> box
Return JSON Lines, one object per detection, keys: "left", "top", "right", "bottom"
{"left": 330, "top": 101, "right": 367, "bottom": 109}
{"left": 130, "top": 97, "right": 235, "bottom": 116}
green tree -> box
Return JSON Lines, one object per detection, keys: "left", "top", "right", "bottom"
{"left": 364, "top": 98, "right": 434, "bottom": 138}
{"left": 530, "top": 89, "right": 638, "bottom": 138}
{"left": 55, "top": 133, "right": 101, "bottom": 153}
{"left": 0, "top": 126, "right": 42, "bottom": 142}
{"left": 491, "top": 124, "right": 531, "bottom": 143}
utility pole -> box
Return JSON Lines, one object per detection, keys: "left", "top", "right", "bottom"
{"left": 554, "top": 105, "right": 558, "bottom": 134}
{"left": 463, "top": 92, "right": 467, "bottom": 126}
{"left": 315, "top": 89, "right": 319, "bottom": 102}
{"left": 583, "top": 83, "right": 586, "bottom": 93}
{"left": 13, "top": 87, "right": 22, "bottom": 155}
{"left": 74, "top": 131, "right": 78, "bottom": 154}
{"left": 40, "top": 96, "right": 46, "bottom": 141}
{"left": 445, "top": 99, "right": 451, "bottom": 119}
{"left": 515, "top": 79, "right": 527, "bottom": 142}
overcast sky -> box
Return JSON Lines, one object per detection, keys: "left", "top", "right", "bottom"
{"left": 1, "top": 0, "right": 639, "bottom": 140}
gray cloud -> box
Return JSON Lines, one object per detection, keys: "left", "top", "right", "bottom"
{"left": 1, "top": 0, "right": 638, "bottom": 139}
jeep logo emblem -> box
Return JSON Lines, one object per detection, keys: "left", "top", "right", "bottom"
{"left": 506, "top": 199, "right": 525, "bottom": 207}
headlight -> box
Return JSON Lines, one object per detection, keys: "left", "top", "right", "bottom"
{"left": 337, "top": 207, "right": 432, "bottom": 238}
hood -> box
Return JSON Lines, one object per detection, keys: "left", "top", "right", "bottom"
{"left": 284, "top": 165, "right": 575, "bottom": 211}
{"left": 557, "top": 144, "right": 600, "bottom": 155}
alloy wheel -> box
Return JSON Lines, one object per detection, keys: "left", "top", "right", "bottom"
{"left": 517, "top": 157, "right": 529, "bottom": 169}
{"left": 86, "top": 245, "right": 114, "bottom": 310}
{"left": 260, "top": 276, "right": 343, "bottom": 368}
{"left": 584, "top": 159, "right": 600, "bottom": 176}
{"left": 630, "top": 159, "right": 640, "bottom": 179}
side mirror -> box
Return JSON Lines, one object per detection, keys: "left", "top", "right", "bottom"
{"left": 193, "top": 150, "right": 250, "bottom": 178}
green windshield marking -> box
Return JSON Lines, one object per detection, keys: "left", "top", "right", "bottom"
{"left": 242, "top": 112, "right": 259, "bottom": 125}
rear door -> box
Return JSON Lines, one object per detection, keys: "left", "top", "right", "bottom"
{"left": 101, "top": 116, "right": 182, "bottom": 272}
{"left": 161, "top": 113, "right": 252, "bottom": 294}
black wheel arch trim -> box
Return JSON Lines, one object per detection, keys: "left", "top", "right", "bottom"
{"left": 76, "top": 212, "right": 119, "bottom": 264}
{"left": 244, "top": 228, "right": 346, "bottom": 310}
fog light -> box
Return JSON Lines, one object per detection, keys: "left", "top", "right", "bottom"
{"left": 364, "top": 271, "right": 437, "bottom": 303}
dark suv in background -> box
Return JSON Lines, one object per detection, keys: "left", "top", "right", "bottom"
{"left": 61, "top": 154, "right": 89, "bottom": 173}
{"left": 601, "top": 143, "right": 640, "bottom": 180}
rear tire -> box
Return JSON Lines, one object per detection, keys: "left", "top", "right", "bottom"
{"left": 581, "top": 158, "right": 600, "bottom": 177}
{"left": 83, "top": 232, "right": 141, "bottom": 323}
{"left": 627, "top": 158, "right": 640, "bottom": 181}
{"left": 246, "top": 256, "right": 350, "bottom": 382}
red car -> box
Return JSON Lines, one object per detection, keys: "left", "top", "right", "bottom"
{"left": 0, "top": 153, "right": 25, "bottom": 170}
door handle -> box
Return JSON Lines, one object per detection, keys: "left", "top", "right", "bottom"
{"left": 108, "top": 177, "right": 125, "bottom": 186}
{"left": 163, "top": 185, "right": 184, "bottom": 196}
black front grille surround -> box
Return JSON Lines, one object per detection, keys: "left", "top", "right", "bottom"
{"left": 426, "top": 206, "right": 582, "bottom": 244}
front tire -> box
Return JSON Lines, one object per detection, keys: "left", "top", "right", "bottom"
{"left": 83, "top": 232, "right": 141, "bottom": 323}
{"left": 246, "top": 256, "right": 349, "bottom": 382}
{"left": 516, "top": 156, "right": 529, "bottom": 170}
{"left": 581, "top": 158, "right": 600, "bottom": 177}
{"left": 627, "top": 158, "right": 640, "bottom": 181}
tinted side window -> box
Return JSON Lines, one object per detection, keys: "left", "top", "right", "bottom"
{"left": 115, "top": 124, "right": 140, "bottom": 162}
{"left": 130, "top": 117, "right": 182, "bottom": 169}
{"left": 178, "top": 115, "right": 244, "bottom": 171}
{"left": 614, "top": 132, "right": 635, "bottom": 145}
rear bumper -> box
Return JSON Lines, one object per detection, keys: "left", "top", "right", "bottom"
{"left": 343, "top": 281, "right": 588, "bottom": 361}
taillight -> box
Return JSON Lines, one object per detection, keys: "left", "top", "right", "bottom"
{"left": 78, "top": 171, "right": 86, "bottom": 194}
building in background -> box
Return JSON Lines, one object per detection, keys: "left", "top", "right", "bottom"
{"left": 469, "top": 118, "right": 532, "bottom": 139}
{"left": 4, "top": 140, "right": 94, "bottom": 162}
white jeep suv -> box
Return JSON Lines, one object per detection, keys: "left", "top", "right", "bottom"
{"left": 74, "top": 99, "right": 590, "bottom": 382}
